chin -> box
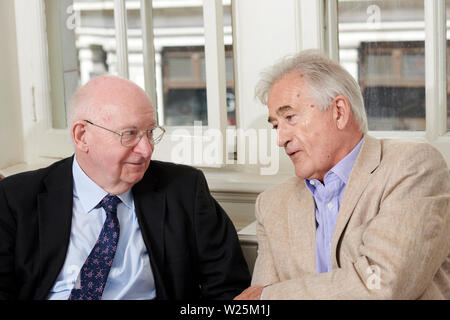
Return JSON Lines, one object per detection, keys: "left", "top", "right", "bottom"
{"left": 294, "top": 167, "right": 313, "bottom": 180}
{"left": 127, "top": 173, "right": 146, "bottom": 185}
{"left": 119, "top": 168, "right": 144, "bottom": 185}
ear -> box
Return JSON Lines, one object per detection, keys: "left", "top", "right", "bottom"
{"left": 332, "top": 95, "right": 351, "bottom": 130}
{"left": 72, "top": 120, "right": 89, "bottom": 152}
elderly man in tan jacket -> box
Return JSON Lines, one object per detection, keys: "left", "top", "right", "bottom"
{"left": 235, "top": 50, "right": 450, "bottom": 300}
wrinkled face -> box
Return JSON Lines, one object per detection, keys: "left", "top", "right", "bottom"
{"left": 80, "top": 89, "right": 156, "bottom": 193}
{"left": 267, "top": 73, "right": 340, "bottom": 181}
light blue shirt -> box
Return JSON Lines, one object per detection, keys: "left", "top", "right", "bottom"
{"left": 305, "top": 138, "right": 363, "bottom": 274}
{"left": 47, "top": 157, "right": 156, "bottom": 300}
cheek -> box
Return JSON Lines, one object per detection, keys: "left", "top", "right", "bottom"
{"left": 293, "top": 122, "right": 317, "bottom": 153}
{"left": 301, "top": 130, "right": 331, "bottom": 165}
{"left": 103, "top": 149, "right": 132, "bottom": 173}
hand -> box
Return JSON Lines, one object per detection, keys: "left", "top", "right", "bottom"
{"left": 234, "top": 286, "right": 264, "bottom": 300}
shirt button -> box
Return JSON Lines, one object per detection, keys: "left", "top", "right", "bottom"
{"left": 327, "top": 202, "right": 334, "bottom": 210}
{"left": 310, "top": 181, "right": 315, "bottom": 185}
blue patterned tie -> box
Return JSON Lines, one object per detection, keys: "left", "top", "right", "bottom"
{"left": 69, "top": 195, "right": 121, "bottom": 300}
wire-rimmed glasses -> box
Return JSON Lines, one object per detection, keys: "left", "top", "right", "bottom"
{"left": 84, "top": 120, "right": 165, "bottom": 147}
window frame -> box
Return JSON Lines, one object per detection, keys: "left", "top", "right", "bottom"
{"left": 13, "top": 0, "right": 73, "bottom": 164}
{"left": 10, "top": 0, "right": 450, "bottom": 179}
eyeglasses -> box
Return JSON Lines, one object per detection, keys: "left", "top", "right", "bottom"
{"left": 84, "top": 120, "right": 165, "bottom": 147}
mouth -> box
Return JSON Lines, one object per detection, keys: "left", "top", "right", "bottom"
{"left": 287, "top": 150, "right": 300, "bottom": 158}
{"left": 125, "top": 161, "right": 147, "bottom": 167}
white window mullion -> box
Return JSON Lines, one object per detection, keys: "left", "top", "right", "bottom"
{"left": 140, "top": 0, "right": 159, "bottom": 121}
{"left": 154, "top": 52, "right": 164, "bottom": 126}
{"left": 202, "top": 0, "right": 227, "bottom": 166}
{"left": 324, "top": 0, "right": 339, "bottom": 62}
{"left": 114, "top": 0, "right": 129, "bottom": 79}
{"left": 425, "top": 0, "right": 447, "bottom": 141}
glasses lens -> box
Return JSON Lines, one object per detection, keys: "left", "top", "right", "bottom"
{"left": 150, "top": 127, "right": 165, "bottom": 144}
{"left": 121, "top": 130, "right": 139, "bottom": 147}
{"left": 120, "top": 127, "right": 165, "bottom": 147}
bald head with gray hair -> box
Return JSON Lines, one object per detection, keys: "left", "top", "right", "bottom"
{"left": 255, "top": 49, "right": 368, "bottom": 133}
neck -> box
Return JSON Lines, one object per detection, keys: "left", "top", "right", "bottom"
{"left": 75, "top": 152, "right": 133, "bottom": 195}
{"left": 314, "top": 131, "right": 363, "bottom": 182}
{"left": 334, "top": 131, "right": 363, "bottom": 164}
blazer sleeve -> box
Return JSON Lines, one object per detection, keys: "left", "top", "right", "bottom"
{"left": 0, "top": 181, "right": 18, "bottom": 300}
{"left": 251, "top": 193, "right": 280, "bottom": 287}
{"left": 192, "top": 170, "right": 251, "bottom": 299}
{"left": 261, "top": 143, "right": 450, "bottom": 299}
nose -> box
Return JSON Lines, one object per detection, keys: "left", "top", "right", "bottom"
{"left": 133, "top": 135, "right": 153, "bottom": 158}
{"left": 277, "top": 124, "right": 292, "bottom": 148}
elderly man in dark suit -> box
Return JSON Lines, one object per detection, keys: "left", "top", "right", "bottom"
{"left": 0, "top": 75, "right": 250, "bottom": 300}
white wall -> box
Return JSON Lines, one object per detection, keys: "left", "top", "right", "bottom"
{"left": 0, "top": 0, "right": 24, "bottom": 169}
{"left": 233, "top": 0, "right": 297, "bottom": 175}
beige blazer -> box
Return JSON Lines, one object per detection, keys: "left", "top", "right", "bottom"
{"left": 252, "top": 135, "right": 450, "bottom": 299}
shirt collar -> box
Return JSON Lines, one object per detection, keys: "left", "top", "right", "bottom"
{"left": 328, "top": 137, "right": 364, "bottom": 185}
{"left": 72, "top": 156, "right": 134, "bottom": 213}
{"left": 305, "top": 137, "right": 364, "bottom": 192}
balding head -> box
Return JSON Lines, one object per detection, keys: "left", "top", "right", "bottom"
{"left": 68, "top": 75, "right": 153, "bottom": 127}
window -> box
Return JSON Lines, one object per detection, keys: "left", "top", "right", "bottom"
{"left": 10, "top": 0, "right": 450, "bottom": 177}
{"left": 34, "top": 0, "right": 236, "bottom": 165}
{"left": 337, "top": 0, "right": 426, "bottom": 131}
{"left": 161, "top": 45, "right": 235, "bottom": 126}
{"left": 359, "top": 41, "right": 427, "bottom": 131}
{"left": 300, "top": 0, "right": 450, "bottom": 164}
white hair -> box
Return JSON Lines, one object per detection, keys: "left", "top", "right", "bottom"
{"left": 255, "top": 49, "right": 368, "bottom": 133}
{"left": 67, "top": 84, "right": 87, "bottom": 128}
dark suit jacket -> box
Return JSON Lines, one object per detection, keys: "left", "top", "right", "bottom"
{"left": 0, "top": 157, "right": 250, "bottom": 300}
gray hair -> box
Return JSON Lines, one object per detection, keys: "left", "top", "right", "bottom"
{"left": 255, "top": 49, "right": 368, "bottom": 133}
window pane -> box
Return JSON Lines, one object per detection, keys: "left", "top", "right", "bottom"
{"left": 338, "top": 0, "right": 425, "bottom": 131}
{"left": 168, "top": 57, "right": 193, "bottom": 79}
{"left": 153, "top": 2, "right": 236, "bottom": 127}
{"left": 52, "top": 1, "right": 236, "bottom": 130}
{"left": 74, "top": 0, "right": 117, "bottom": 84}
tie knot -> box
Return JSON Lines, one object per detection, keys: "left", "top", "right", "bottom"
{"left": 100, "top": 195, "right": 121, "bottom": 213}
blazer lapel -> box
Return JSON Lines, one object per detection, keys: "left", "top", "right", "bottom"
{"left": 36, "top": 157, "right": 74, "bottom": 299}
{"left": 288, "top": 178, "right": 317, "bottom": 274}
{"left": 331, "top": 135, "right": 381, "bottom": 268}
{"left": 132, "top": 172, "right": 167, "bottom": 299}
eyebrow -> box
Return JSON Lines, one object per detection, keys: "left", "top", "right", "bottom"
{"left": 267, "top": 105, "right": 294, "bottom": 123}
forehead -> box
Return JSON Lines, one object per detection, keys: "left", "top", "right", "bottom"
{"left": 92, "top": 86, "right": 155, "bottom": 122}
{"left": 267, "top": 73, "right": 311, "bottom": 118}
{"left": 101, "top": 103, "right": 156, "bottom": 127}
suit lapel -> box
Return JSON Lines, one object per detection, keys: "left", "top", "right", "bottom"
{"left": 132, "top": 172, "right": 167, "bottom": 299}
{"left": 331, "top": 135, "right": 381, "bottom": 267}
{"left": 288, "top": 178, "right": 317, "bottom": 274}
{"left": 36, "top": 157, "right": 74, "bottom": 299}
